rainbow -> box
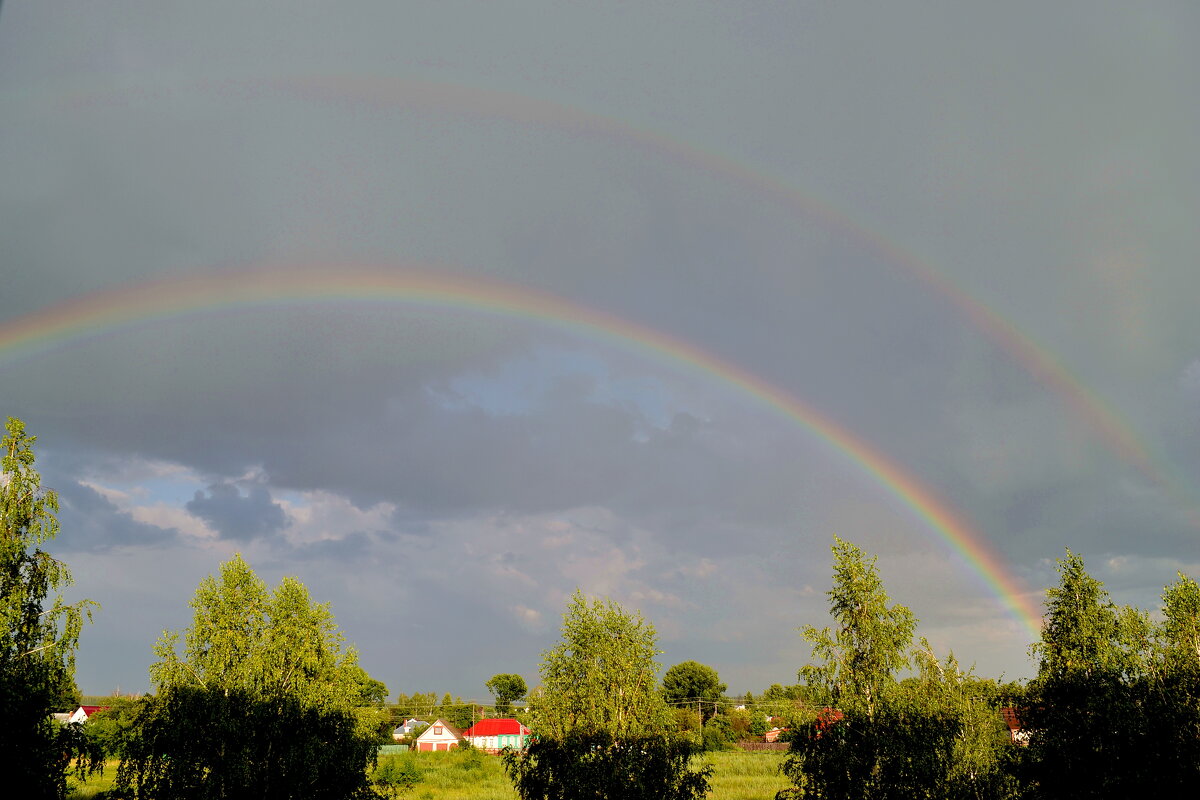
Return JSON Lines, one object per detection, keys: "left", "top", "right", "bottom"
{"left": 0, "top": 264, "right": 1044, "bottom": 637}
{"left": 21, "top": 73, "right": 1178, "bottom": 508}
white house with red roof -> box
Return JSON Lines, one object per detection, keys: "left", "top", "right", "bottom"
{"left": 68, "top": 705, "right": 110, "bottom": 724}
{"left": 413, "top": 718, "right": 464, "bottom": 752}
{"left": 461, "top": 718, "right": 532, "bottom": 753}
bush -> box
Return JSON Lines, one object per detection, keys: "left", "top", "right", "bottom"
{"left": 113, "top": 686, "right": 379, "bottom": 800}
{"left": 701, "top": 715, "right": 735, "bottom": 751}
{"left": 503, "top": 730, "right": 711, "bottom": 800}
{"left": 374, "top": 755, "right": 422, "bottom": 798}
{"left": 779, "top": 705, "right": 961, "bottom": 800}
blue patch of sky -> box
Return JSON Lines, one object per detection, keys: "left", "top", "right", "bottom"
{"left": 430, "top": 343, "right": 686, "bottom": 430}
{"left": 120, "top": 473, "right": 206, "bottom": 508}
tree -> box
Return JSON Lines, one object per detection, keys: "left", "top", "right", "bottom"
{"left": 1159, "top": 572, "right": 1200, "bottom": 672}
{"left": 507, "top": 590, "right": 709, "bottom": 800}
{"left": 661, "top": 660, "right": 726, "bottom": 721}
{"left": 0, "top": 417, "right": 100, "bottom": 799}
{"left": 82, "top": 696, "right": 141, "bottom": 760}
{"left": 780, "top": 537, "right": 929, "bottom": 800}
{"left": 799, "top": 537, "right": 916, "bottom": 721}
{"left": 486, "top": 673, "right": 528, "bottom": 715}
{"left": 904, "top": 642, "right": 1017, "bottom": 800}
{"left": 117, "top": 555, "right": 381, "bottom": 799}
{"left": 1148, "top": 573, "right": 1200, "bottom": 790}
{"left": 351, "top": 668, "right": 389, "bottom": 707}
{"left": 1022, "top": 550, "right": 1155, "bottom": 799}
{"left": 531, "top": 590, "right": 670, "bottom": 738}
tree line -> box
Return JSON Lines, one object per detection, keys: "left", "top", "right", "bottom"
{"left": 6, "top": 415, "right": 1200, "bottom": 799}
{"left": 775, "top": 538, "right": 1200, "bottom": 799}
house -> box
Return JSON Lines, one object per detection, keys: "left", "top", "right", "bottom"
{"left": 413, "top": 718, "right": 464, "bottom": 752}
{"left": 1000, "top": 707, "right": 1030, "bottom": 746}
{"left": 68, "top": 705, "right": 110, "bottom": 724}
{"left": 392, "top": 718, "right": 427, "bottom": 741}
{"left": 461, "top": 718, "right": 531, "bottom": 754}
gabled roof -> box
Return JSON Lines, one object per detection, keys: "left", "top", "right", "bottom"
{"left": 1000, "top": 707, "right": 1021, "bottom": 731}
{"left": 414, "top": 718, "right": 464, "bottom": 742}
{"left": 393, "top": 718, "right": 427, "bottom": 732}
{"left": 80, "top": 705, "right": 109, "bottom": 716}
{"left": 462, "top": 718, "right": 530, "bottom": 737}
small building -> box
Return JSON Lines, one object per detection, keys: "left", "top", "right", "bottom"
{"left": 764, "top": 727, "right": 789, "bottom": 743}
{"left": 68, "top": 705, "right": 110, "bottom": 724}
{"left": 461, "top": 718, "right": 532, "bottom": 753}
{"left": 392, "top": 718, "right": 426, "bottom": 740}
{"left": 1000, "top": 707, "right": 1030, "bottom": 746}
{"left": 413, "top": 718, "right": 464, "bottom": 752}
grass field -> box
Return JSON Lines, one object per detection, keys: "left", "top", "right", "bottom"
{"left": 66, "top": 761, "right": 117, "bottom": 799}
{"left": 67, "top": 748, "right": 789, "bottom": 799}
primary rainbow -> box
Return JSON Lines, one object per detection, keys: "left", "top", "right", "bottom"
{"left": 0, "top": 264, "right": 1044, "bottom": 638}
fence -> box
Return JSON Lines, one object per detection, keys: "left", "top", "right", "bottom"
{"left": 735, "top": 742, "right": 790, "bottom": 752}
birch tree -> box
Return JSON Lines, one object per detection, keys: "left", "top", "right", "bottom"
{"left": 508, "top": 590, "right": 709, "bottom": 800}
{"left": 121, "top": 555, "right": 379, "bottom": 799}
{"left": 799, "top": 537, "right": 916, "bottom": 721}
{"left": 0, "top": 417, "right": 98, "bottom": 799}
{"left": 532, "top": 590, "right": 669, "bottom": 738}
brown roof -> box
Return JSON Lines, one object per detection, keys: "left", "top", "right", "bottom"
{"left": 414, "top": 718, "right": 465, "bottom": 742}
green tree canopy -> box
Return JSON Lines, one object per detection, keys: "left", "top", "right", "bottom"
{"left": 0, "top": 417, "right": 99, "bottom": 799}
{"left": 350, "top": 667, "right": 389, "bottom": 707}
{"left": 119, "top": 555, "right": 381, "bottom": 799}
{"left": 782, "top": 538, "right": 941, "bottom": 800}
{"left": 531, "top": 590, "right": 670, "bottom": 738}
{"left": 149, "top": 554, "right": 365, "bottom": 708}
{"left": 660, "top": 660, "right": 727, "bottom": 711}
{"left": 486, "top": 673, "right": 528, "bottom": 715}
{"left": 1022, "top": 550, "right": 1164, "bottom": 798}
{"left": 510, "top": 594, "right": 709, "bottom": 800}
{"left": 800, "top": 537, "right": 916, "bottom": 720}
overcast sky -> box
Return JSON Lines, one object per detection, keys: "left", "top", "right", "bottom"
{"left": 3, "top": 2, "right": 1199, "bottom": 698}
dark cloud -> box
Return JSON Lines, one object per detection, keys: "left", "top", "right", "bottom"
{"left": 4, "top": 2, "right": 1199, "bottom": 694}
{"left": 186, "top": 482, "right": 288, "bottom": 541}
{"left": 48, "top": 478, "right": 178, "bottom": 553}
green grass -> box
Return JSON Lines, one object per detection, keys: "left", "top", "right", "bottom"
{"left": 702, "top": 750, "right": 790, "bottom": 800}
{"left": 66, "top": 760, "right": 118, "bottom": 799}
{"left": 380, "top": 749, "right": 515, "bottom": 800}
{"left": 67, "top": 749, "right": 789, "bottom": 799}
{"left": 376, "top": 747, "right": 789, "bottom": 800}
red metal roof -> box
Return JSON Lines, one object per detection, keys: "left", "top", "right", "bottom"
{"left": 462, "top": 718, "right": 530, "bottom": 737}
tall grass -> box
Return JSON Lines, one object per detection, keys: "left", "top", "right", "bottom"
{"left": 702, "top": 750, "right": 790, "bottom": 800}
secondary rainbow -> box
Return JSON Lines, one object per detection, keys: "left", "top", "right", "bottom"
{"left": 22, "top": 73, "right": 1174, "bottom": 504}
{"left": 0, "top": 264, "right": 1044, "bottom": 637}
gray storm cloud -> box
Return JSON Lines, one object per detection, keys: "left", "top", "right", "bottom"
{"left": 5, "top": 1, "right": 1199, "bottom": 693}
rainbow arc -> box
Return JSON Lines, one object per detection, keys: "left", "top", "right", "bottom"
{"left": 0, "top": 264, "right": 1045, "bottom": 638}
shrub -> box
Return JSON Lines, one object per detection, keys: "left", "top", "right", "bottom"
{"left": 503, "top": 730, "right": 711, "bottom": 800}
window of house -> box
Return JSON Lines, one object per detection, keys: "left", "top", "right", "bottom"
{"left": 434, "top": 725, "right": 443, "bottom": 735}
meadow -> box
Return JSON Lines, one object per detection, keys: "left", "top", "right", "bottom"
{"left": 67, "top": 749, "right": 790, "bottom": 800}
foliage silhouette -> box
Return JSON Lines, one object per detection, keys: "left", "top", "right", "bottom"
{"left": 0, "top": 417, "right": 100, "bottom": 799}
{"left": 503, "top": 729, "right": 711, "bottom": 800}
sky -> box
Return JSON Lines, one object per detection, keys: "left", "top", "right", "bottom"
{"left": 2, "top": 2, "right": 1199, "bottom": 698}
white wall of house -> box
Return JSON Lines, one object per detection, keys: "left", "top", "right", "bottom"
{"left": 414, "top": 719, "right": 461, "bottom": 752}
